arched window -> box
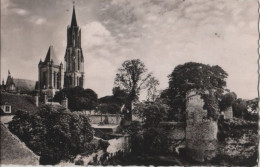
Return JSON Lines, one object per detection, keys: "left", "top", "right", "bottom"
{"left": 68, "top": 51, "right": 70, "bottom": 71}
{"left": 72, "top": 62, "right": 75, "bottom": 71}
{"left": 70, "top": 76, "right": 72, "bottom": 87}
{"left": 42, "top": 72, "right": 46, "bottom": 89}
{"left": 54, "top": 72, "right": 56, "bottom": 88}
{"left": 80, "top": 77, "right": 83, "bottom": 87}
{"left": 73, "top": 34, "right": 75, "bottom": 46}
{"left": 78, "top": 50, "right": 80, "bottom": 70}
{"left": 57, "top": 73, "right": 60, "bottom": 89}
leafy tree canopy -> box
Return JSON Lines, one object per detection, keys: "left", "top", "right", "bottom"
{"left": 114, "top": 59, "right": 159, "bottom": 120}
{"left": 115, "top": 59, "right": 158, "bottom": 101}
{"left": 133, "top": 100, "right": 169, "bottom": 128}
{"left": 53, "top": 87, "right": 98, "bottom": 111}
{"left": 98, "top": 87, "right": 128, "bottom": 114}
{"left": 98, "top": 103, "right": 121, "bottom": 114}
{"left": 168, "top": 62, "right": 228, "bottom": 97}
{"left": 232, "top": 98, "right": 248, "bottom": 118}
{"left": 220, "top": 92, "right": 237, "bottom": 111}
{"left": 166, "top": 62, "right": 228, "bottom": 121}
{"left": 99, "top": 87, "right": 128, "bottom": 106}
{"left": 8, "top": 105, "right": 93, "bottom": 165}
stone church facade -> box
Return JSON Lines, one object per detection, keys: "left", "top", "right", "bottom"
{"left": 37, "top": 5, "right": 84, "bottom": 98}
{"left": 64, "top": 5, "right": 85, "bottom": 88}
{"left": 37, "top": 46, "right": 64, "bottom": 97}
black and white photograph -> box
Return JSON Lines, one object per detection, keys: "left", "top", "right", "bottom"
{"left": 0, "top": 0, "right": 259, "bottom": 166}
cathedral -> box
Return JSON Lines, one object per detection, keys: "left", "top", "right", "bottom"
{"left": 37, "top": 5, "right": 85, "bottom": 98}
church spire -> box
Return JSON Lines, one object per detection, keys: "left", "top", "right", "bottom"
{"left": 71, "top": 3, "right": 78, "bottom": 27}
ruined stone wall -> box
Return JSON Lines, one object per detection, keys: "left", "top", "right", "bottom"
{"left": 223, "top": 106, "right": 233, "bottom": 119}
{"left": 88, "top": 115, "right": 122, "bottom": 125}
{"left": 59, "top": 136, "right": 130, "bottom": 166}
{"left": 156, "top": 122, "right": 186, "bottom": 153}
{"left": 107, "top": 135, "right": 131, "bottom": 154}
{"left": 186, "top": 120, "right": 218, "bottom": 162}
{"left": 185, "top": 90, "right": 218, "bottom": 162}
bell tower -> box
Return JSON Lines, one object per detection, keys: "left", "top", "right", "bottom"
{"left": 64, "top": 4, "right": 85, "bottom": 88}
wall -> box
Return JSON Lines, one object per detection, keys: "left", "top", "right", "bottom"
{"left": 88, "top": 115, "right": 122, "bottom": 125}
{"left": 185, "top": 90, "right": 218, "bottom": 162}
{"left": 59, "top": 135, "right": 130, "bottom": 166}
{"left": 223, "top": 106, "right": 233, "bottom": 119}
{"left": 107, "top": 135, "right": 131, "bottom": 154}
{"left": 156, "top": 122, "right": 186, "bottom": 153}
{"left": 186, "top": 120, "right": 218, "bottom": 162}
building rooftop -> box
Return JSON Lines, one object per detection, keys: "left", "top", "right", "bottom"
{"left": 42, "top": 45, "right": 59, "bottom": 65}
{"left": 12, "top": 78, "right": 36, "bottom": 92}
{"left": 0, "top": 92, "right": 38, "bottom": 114}
{"left": 71, "top": 5, "right": 78, "bottom": 27}
{"left": 0, "top": 123, "right": 39, "bottom": 165}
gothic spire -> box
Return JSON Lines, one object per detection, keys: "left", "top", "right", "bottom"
{"left": 71, "top": 4, "right": 78, "bottom": 27}
{"left": 44, "top": 45, "right": 59, "bottom": 64}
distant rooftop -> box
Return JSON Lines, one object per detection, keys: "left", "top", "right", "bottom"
{"left": 1, "top": 92, "right": 38, "bottom": 114}
{"left": 12, "top": 78, "right": 36, "bottom": 91}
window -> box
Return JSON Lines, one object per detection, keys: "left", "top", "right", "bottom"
{"left": 78, "top": 51, "right": 80, "bottom": 70}
{"left": 5, "top": 106, "right": 11, "bottom": 113}
{"left": 72, "top": 62, "right": 75, "bottom": 71}
{"left": 42, "top": 72, "right": 47, "bottom": 88}
{"left": 54, "top": 72, "right": 56, "bottom": 88}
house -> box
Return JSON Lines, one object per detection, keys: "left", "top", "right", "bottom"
{"left": 1, "top": 70, "right": 36, "bottom": 94}
{"left": 0, "top": 92, "right": 38, "bottom": 115}
{"left": 0, "top": 102, "right": 12, "bottom": 114}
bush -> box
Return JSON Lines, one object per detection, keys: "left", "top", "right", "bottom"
{"left": 219, "top": 92, "right": 237, "bottom": 111}
{"left": 232, "top": 98, "right": 248, "bottom": 118}
{"left": 133, "top": 100, "right": 169, "bottom": 128}
{"left": 98, "top": 103, "right": 121, "bottom": 114}
{"left": 53, "top": 87, "right": 98, "bottom": 111}
{"left": 216, "top": 118, "right": 258, "bottom": 166}
{"left": 8, "top": 105, "right": 94, "bottom": 165}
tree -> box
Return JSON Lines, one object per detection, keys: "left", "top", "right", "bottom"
{"left": 98, "top": 87, "right": 128, "bottom": 114}
{"left": 219, "top": 92, "right": 237, "bottom": 111}
{"left": 167, "top": 62, "right": 228, "bottom": 121}
{"left": 146, "top": 77, "right": 160, "bottom": 102}
{"left": 112, "top": 87, "right": 128, "bottom": 105}
{"left": 114, "top": 59, "right": 159, "bottom": 121}
{"left": 99, "top": 87, "right": 128, "bottom": 106}
{"left": 133, "top": 100, "right": 169, "bottom": 127}
{"left": 53, "top": 87, "right": 98, "bottom": 111}
{"left": 232, "top": 98, "right": 248, "bottom": 118}
{"left": 8, "top": 105, "right": 94, "bottom": 165}
{"left": 99, "top": 103, "right": 121, "bottom": 114}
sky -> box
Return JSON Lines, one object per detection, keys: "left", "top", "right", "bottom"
{"left": 1, "top": 0, "right": 258, "bottom": 99}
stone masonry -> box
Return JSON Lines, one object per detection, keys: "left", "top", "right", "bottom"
{"left": 185, "top": 90, "right": 218, "bottom": 162}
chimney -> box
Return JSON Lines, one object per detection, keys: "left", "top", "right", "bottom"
{"left": 61, "top": 95, "right": 68, "bottom": 109}
{"left": 34, "top": 93, "right": 39, "bottom": 107}
{"left": 43, "top": 93, "right": 48, "bottom": 104}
